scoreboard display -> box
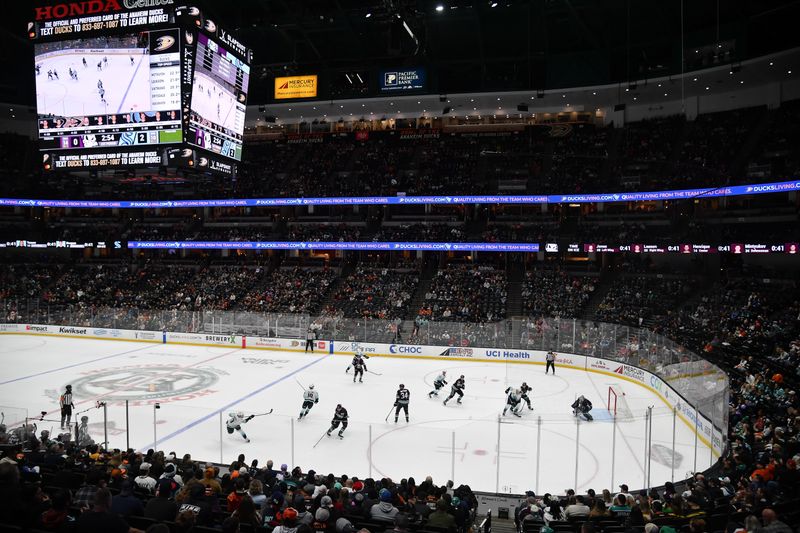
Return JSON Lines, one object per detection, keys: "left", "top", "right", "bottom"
{"left": 187, "top": 32, "right": 249, "bottom": 161}
{"left": 29, "top": 1, "right": 252, "bottom": 176}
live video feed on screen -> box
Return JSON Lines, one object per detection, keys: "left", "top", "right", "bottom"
{"left": 188, "top": 32, "right": 249, "bottom": 161}
{"left": 34, "top": 30, "right": 182, "bottom": 151}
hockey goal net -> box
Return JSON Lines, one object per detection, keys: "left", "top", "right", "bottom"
{"left": 607, "top": 385, "right": 634, "bottom": 420}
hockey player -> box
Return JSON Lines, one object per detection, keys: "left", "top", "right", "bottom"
{"left": 82, "top": 57, "right": 87, "bottom": 68}
{"left": 345, "top": 346, "right": 369, "bottom": 374}
{"left": 394, "top": 384, "right": 410, "bottom": 423}
{"left": 520, "top": 382, "right": 533, "bottom": 410}
{"left": 545, "top": 351, "right": 556, "bottom": 374}
{"left": 326, "top": 404, "right": 348, "bottom": 439}
{"left": 298, "top": 384, "right": 318, "bottom": 420}
{"left": 351, "top": 355, "right": 367, "bottom": 383}
{"left": 428, "top": 371, "right": 447, "bottom": 398}
{"left": 443, "top": 375, "right": 465, "bottom": 405}
{"left": 60, "top": 385, "right": 74, "bottom": 429}
{"left": 226, "top": 411, "right": 255, "bottom": 442}
{"left": 503, "top": 388, "right": 522, "bottom": 417}
{"left": 571, "top": 395, "right": 593, "bottom": 421}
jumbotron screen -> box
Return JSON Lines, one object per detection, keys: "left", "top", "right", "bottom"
{"left": 187, "top": 32, "right": 249, "bottom": 161}
{"left": 35, "top": 29, "right": 182, "bottom": 156}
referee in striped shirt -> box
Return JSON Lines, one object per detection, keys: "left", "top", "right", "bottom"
{"left": 60, "top": 384, "right": 74, "bottom": 429}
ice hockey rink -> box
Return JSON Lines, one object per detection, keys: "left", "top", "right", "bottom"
{"left": 35, "top": 50, "right": 150, "bottom": 117}
{"left": 191, "top": 71, "right": 243, "bottom": 133}
{"left": 0, "top": 335, "right": 717, "bottom": 495}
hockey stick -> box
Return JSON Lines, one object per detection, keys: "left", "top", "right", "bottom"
{"left": 294, "top": 378, "right": 307, "bottom": 391}
{"left": 384, "top": 404, "right": 396, "bottom": 422}
{"left": 251, "top": 409, "right": 274, "bottom": 417}
{"left": 367, "top": 370, "right": 382, "bottom": 376}
{"left": 312, "top": 427, "right": 330, "bottom": 448}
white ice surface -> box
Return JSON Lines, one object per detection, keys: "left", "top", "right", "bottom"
{"left": 0, "top": 336, "right": 714, "bottom": 494}
{"left": 36, "top": 50, "right": 150, "bottom": 117}
{"left": 190, "top": 71, "right": 242, "bottom": 134}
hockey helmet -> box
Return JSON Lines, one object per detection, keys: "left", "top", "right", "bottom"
{"left": 66, "top": 385, "right": 72, "bottom": 390}
{"left": 309, "top": 384, "right": 314, "bottom": 389}
{"left": 399, "top": 384, "right": 404, "bottom": 389}
{"left": 81, "top": 416, "right": 89, "bottom": 423}
{"left": 460, "top": 375, "right": 464, "bottom": 379}
{"left": 442, "top": 370, "right": 447, "bottom": 374}
{"left": 336, "top": 404, "right": 342, "bottom": 409}
{"left": 237, "top": 411, "right": 244, "bottom": 418}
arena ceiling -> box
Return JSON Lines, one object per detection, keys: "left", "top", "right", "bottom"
{"left": 0, "top": 0, "right": 799, "bottom": 105}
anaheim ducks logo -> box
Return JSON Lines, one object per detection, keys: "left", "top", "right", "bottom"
{"left": 548, "top": 124, "right": 571, "bottom": 138}
{"left": 67, "top": 365, "right": 219, "bottom": 402}
{"left": 154, "top": 35, "right": 176, "bottom": 52}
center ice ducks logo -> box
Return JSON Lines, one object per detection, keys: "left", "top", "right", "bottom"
{"left": 67, "top": 365, "right": 219, "bottom": 402}
{"left": 154, "top": 35, "right": 176, "bottom": 52}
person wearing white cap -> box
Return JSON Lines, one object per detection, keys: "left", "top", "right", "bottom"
{"left": 135, "top": 462, "right": 157, "bottom": 493}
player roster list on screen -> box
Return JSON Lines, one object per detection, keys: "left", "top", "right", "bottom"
{"left": 187, "top": 32, "right": 249, "bottom": 161}
{"left": 35, "top": 29, "right": 183, "bottom": 152}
